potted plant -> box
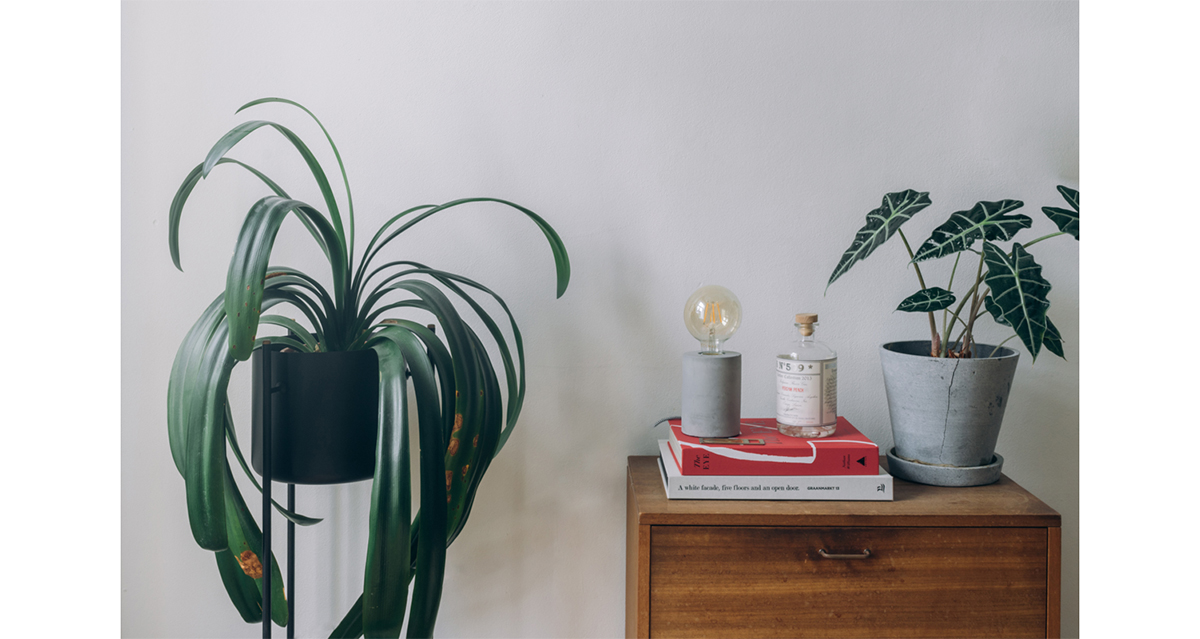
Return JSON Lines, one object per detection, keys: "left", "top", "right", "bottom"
{"left": 825, "top": 186, "right": 1078, "bottom": 486}
{"left": 166, "top": 98, "right": 570, "bottom": 637}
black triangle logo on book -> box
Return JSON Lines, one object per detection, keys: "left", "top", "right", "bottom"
{"left": 856, "top": 456, "right": 866, "bottom": 466}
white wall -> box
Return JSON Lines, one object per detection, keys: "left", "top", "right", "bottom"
{"left": 122, "top": 1, "right": 1078, "bottom": 637}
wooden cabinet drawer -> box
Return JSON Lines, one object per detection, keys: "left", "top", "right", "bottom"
{"left": 649, "top": 525, "right": 1048, "bottom": 638}
{"left": 626, "top": 457, "right": 1061, "bottom": 638}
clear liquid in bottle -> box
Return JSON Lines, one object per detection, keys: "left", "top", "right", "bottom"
{"left": 776, "top": 313, "right": 838, "bottom": 438}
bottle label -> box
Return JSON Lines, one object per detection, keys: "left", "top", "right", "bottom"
{"left": 776, "top": 357, "right": 837, "bottom": 427}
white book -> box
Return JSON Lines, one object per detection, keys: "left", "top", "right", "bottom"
{"left": 657, "top": 440, "right": 894, "bottom": 501}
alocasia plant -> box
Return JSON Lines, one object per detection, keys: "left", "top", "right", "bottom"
{"left": 827, "top": 185, "right": 1078, "bottom": 360}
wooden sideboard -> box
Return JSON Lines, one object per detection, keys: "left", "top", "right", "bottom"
{"left": 626, "top": 456, "right": 1060, "bottom": 638}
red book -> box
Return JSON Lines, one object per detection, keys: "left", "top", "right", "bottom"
{"left": 667, "top": 417, "right": 880, "bottom": 476}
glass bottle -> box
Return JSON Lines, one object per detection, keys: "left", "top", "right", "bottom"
{"left": 776, "top": 313, "right": 838, "bottom": 438}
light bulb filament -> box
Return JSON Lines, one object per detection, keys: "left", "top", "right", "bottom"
{"left": 705, "top": 301, "right": 722, "bottom": 329}
{"left": 703, "top": 300, "right": 722, "bottom": 353}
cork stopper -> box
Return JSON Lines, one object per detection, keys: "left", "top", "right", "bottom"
{"left": 795, "top": 313, "right": 817, "bottom": 336}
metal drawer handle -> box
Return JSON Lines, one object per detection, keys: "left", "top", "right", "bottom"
{"left": 818, "top": 548, "right": 871, "bottom": 559}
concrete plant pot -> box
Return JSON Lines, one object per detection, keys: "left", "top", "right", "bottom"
{"left": 879, "top": 341, "right": 1019, "bottom": 486}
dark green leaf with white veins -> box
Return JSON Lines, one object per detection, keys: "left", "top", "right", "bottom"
{"left": 983, "top": 294, "right": 1009, "bottom": 328}
{"left": 1056, "top": 185, "right": 1078, "bottom": 212}
{"left": 982, "top": 242, "right": 1051, "bottom": 361}
{"left": 985, "top": 294, "right": 1065, "bottom": 359}
{"left": 1042, "top": 185, "right": 1079, "bottom": 239}
{"left": 896, "top": 287, "right": 956, "bottom": 313}
{"left": 912, "top": 200, "right": 1029, "bottom": 262}
{"left": 826, "top": 190, "right": 932, "bottom": 291}
{"left": 1041, "top": 317, "right": 1064, "bottom": 358}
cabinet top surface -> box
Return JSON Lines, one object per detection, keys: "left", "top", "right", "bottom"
{"left": 628, "top": 456, "right": 1060, "bottom": 527}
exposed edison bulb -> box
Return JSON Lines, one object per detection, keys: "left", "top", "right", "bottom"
{"left": 684, "top": 285, "right": 742, "bottom": 354}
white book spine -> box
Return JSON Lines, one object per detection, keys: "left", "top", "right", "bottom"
{"left": 658, "top": 440, "right": 893, "bottom": 501}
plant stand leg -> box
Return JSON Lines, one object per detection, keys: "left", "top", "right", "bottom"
{"left": 288, "top": 483, "right": 295, "bottom": 639}
{"left": 261, "top": 343, "right": 286, "bottom": 639}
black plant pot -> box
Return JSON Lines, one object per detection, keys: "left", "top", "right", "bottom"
{"left": 252, "top": 347, "right": 379, "bottom": 485}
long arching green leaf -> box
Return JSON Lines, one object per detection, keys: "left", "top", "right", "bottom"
{"left": 362, "top": 339, "right": 411, "bottom": 638}
{"left": 372, "top": 320, "right": 455, "bottom": 439}
{"left": 220, "top": 461, "right": 289, "bottom": 627}
{"left": 266, "top": 267, "right": 338, "bottom": 323}
{"left": 224, "top": 196, "right": 346, "bottom": 361}
{"left": 238, "top": 98, "right": 357, "bottom": 256}
{"left": 169, "top": 157, "right": 331, "bottom": 270}
{"left": 358, "top": 266, "right": 518, "bottom": 428}
{"left": 385, "top": 281, "right": 485, "bottom": 539}
{"left": 168, "top": 294, "right": 225, "bottom": 476}
{"left": 171, "top": 290, "right": 295, "bottom": 549}
{"left": 353, "top": 205, "right": 436, "bottom": 294}
{"left": 331, "top": 517, "right": 422, "bottom": 639}
{"left": 330, "top": 594, "right": 364, "bottom": 639}
{"left": 259, "top": 289, "right": 327, "bottom": 349}
{"left": 359, "top": 263, "right": 525, "bottom": 446}
{"left": 367, "top": 281, "right": 502, "bottom": 546}
{"left": 371, "top": 327, "right": 446, "bottom": 639}
{"left": 912, "top": 199, "right": 1029, "bottom": 262}
{"left": 201, "top": 119, "right": 347, "bottom": 257}
{"left": 259, "top": 315, "right": 320, "bottom": 351}
{"left": 896, "top": 287, "right": 956, "bottom": 313}
{"left": 184, "top": 320, "right": 234, "bottom": 550}
{"left": 215, "top": 549, "right": 264, "bottom": 623}
{"left": 446, "top": 329, "right": 504, "bottom": 544}
{"left": 982, "top": 242, "right": 1051, "bottom": 361}
{"left": 355, "top": 198, "right": 571, "bottom": 300}
{"left": 827, "top": 190, "right": 931, "bottom": 291}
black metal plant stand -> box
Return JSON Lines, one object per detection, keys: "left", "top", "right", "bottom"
{"left": 253, "top": 334, "right": 395, "bottom": 637}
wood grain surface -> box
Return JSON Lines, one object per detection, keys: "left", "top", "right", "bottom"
{"left": 626, "top": 456, "right": 1062, "bottom": 639}
{"left": 649, "top": 525, "right": 1048, "bottom": 638}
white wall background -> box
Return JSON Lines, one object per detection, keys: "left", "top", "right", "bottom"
{"left": 122, "top": 1, "right": 1079, "bottom": 637}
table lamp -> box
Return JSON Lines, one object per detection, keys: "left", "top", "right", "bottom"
{"left": 681, "top": 285, "right": 742, "bottom": 438}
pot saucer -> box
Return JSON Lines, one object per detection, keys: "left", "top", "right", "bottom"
{"left": 886, "top": 448, "right": 1004, "bottom": 487}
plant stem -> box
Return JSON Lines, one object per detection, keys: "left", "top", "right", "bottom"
{"left": 1021, "top": 231, "right": 1065, "bottom": 249}
{"left": 954, "top": 289, "right": 987, "bottom": 356}
{"left": 956, "top": 252, "right": 987, "bottom": 356}
{"left": 988, "top": 334, "right": 1018, "bottom": 357}
{"left": 941, "top": 279, "right": 981, "bottom": 356}
{"left": 897, "top": 229, "right": 939, "bottom": 355}
{"left": 943, "top": 252, "right": 962, "bottom": 351}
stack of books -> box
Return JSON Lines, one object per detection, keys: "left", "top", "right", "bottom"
{"left": 657, "top": 417, "right": 894, "bottom": 500}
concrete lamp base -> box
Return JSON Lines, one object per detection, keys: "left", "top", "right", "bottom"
{"left": 681, "top": 351, "right": 741, "bottom": 439}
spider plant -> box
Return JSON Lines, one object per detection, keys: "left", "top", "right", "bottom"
{"left": 166, "top": 98, "right": 570, "bottom": 638}
{"left": 826, "top": 186, "right": 1078, "bottom": 360}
